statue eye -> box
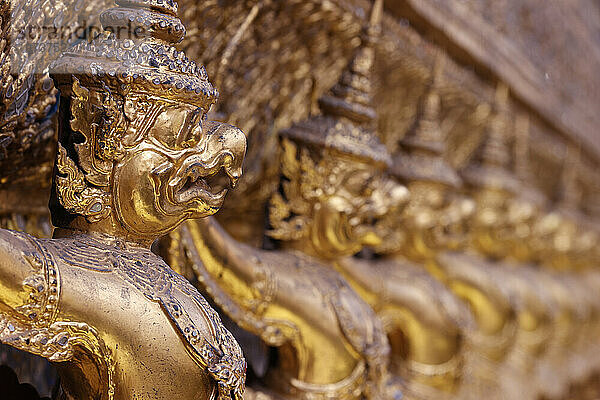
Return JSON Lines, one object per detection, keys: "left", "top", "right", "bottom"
{"left": 177, "top": 108, "right": 204, "bottom": 148}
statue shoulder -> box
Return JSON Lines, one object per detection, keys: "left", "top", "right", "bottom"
{"left": 0, "top": 228, "right": 43, "bottom": 268}
{"left": 0, "top": 229, "right": 73, "bottom": 359}
{"left": 0, "top": 229, "right": 56, "bottom": 312}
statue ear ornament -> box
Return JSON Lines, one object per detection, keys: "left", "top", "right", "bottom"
{"left": 55, "top": 141, "right": 112, "bottom": 222}
{"left": 54, "top": 77, "right": 124, "bottom": 223}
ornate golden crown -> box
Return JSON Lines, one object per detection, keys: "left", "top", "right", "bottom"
{"left": 392, "top": 55, "right": 461, "bottom": 188}
{"left": 280, "top": 0, "right": 391, "bottom": 169}
{"left": 50, "top": 0, "right": 217, "bottom": 110}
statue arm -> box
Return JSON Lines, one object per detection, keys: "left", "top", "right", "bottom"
{"left": 339, "top": 256, "right": 474, "bottom": 333}
{"left": 436, "top": 251, "right": 513, "bottom": 334}
{"left": 179, "top": 218, "right": 297, "bottom": 346}
{"left": 0, "top": 229, "right": 75, "bottom": 363}
{"left": 0, "top": 229, "right": 45, "bottom": 314}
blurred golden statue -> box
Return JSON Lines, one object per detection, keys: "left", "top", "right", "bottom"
{"left": 337, "top": 55, "right": 474, "bottom": 400}
{"left": 171, "top": 2, "right": 404, "bottom": 399}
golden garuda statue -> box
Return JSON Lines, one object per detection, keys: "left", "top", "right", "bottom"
{"left": 0, "top": 0, "right": 600, "bottom": 400}
{"left": 0, "top": 0, "right": 248, "bottom": 398}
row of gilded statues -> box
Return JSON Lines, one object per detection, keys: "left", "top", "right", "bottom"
{"left": 0, "top": 0, "right": 599, "bottom": 399}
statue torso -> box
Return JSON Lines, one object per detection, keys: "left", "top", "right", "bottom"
{"left": 254, "top": 250, "right": 389, "bottom": 391}
{"left": 0, "top": 230, "right": 245, "bottom": 400}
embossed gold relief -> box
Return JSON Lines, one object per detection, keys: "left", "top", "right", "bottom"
{"left": 1, "top": 0, "right": 600, "bottom": 400}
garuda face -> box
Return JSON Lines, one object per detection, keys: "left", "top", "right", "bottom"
{"left": 54, "top": 79, "right": 246, "bottom": 242}
{"left": 269, "top": 139, "right": 407, "bottom": 259}
{"left": 311, "top": 156, "right": 407, "bottom": 258}
{"left": 469, "top": 186, "right": 515, "bottom": 258}
{"left": 403, "top": 181, "right": 450, "bottom": 253}
{"left": 116, "top": 103, "right": 246, "bottom": 237}
{"left": 377, "top": 181, "right": 472, "bottom": 258}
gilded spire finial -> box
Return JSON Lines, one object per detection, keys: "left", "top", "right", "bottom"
{"left": 513, "top": 113, "right": 547, "bottom": 206}
{"left": 514, "top": 113, "right": 531, "bottom": 181}
{"left": 392, "top": 51, "right": 461, "bottom": 187}
{"left": 317, "top": 0, "right": 382, "bottom": 125}
{"left": 558, "top": 144, "right": 582, "bottom": 211}
{"left": 462, "top": 82, "right": 519, "bottom": 192}
{"left": 477, "top": 83, "right": 511, "bottom": 169}
{"left": 281, "top": 0, "right": 391, "bottom": 167}
{"left": 401, "top": 52, "right": 445, "bottom": 154}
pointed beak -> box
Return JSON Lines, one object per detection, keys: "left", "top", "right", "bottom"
{"left": 203, "top": 120, "right": 247, "bottom": 188}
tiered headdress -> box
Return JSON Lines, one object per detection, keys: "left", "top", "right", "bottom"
{"left": 461, "top": 83, "right": 520, "bottom": 193}
{"left": 280, "top": 0, "right": 391, "bottom": 168}
{"left": 392, "top": 54, "right": 461, "bottom": 187}
{"left": 51, "top": 0, "right": 216, "bottom": 108}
